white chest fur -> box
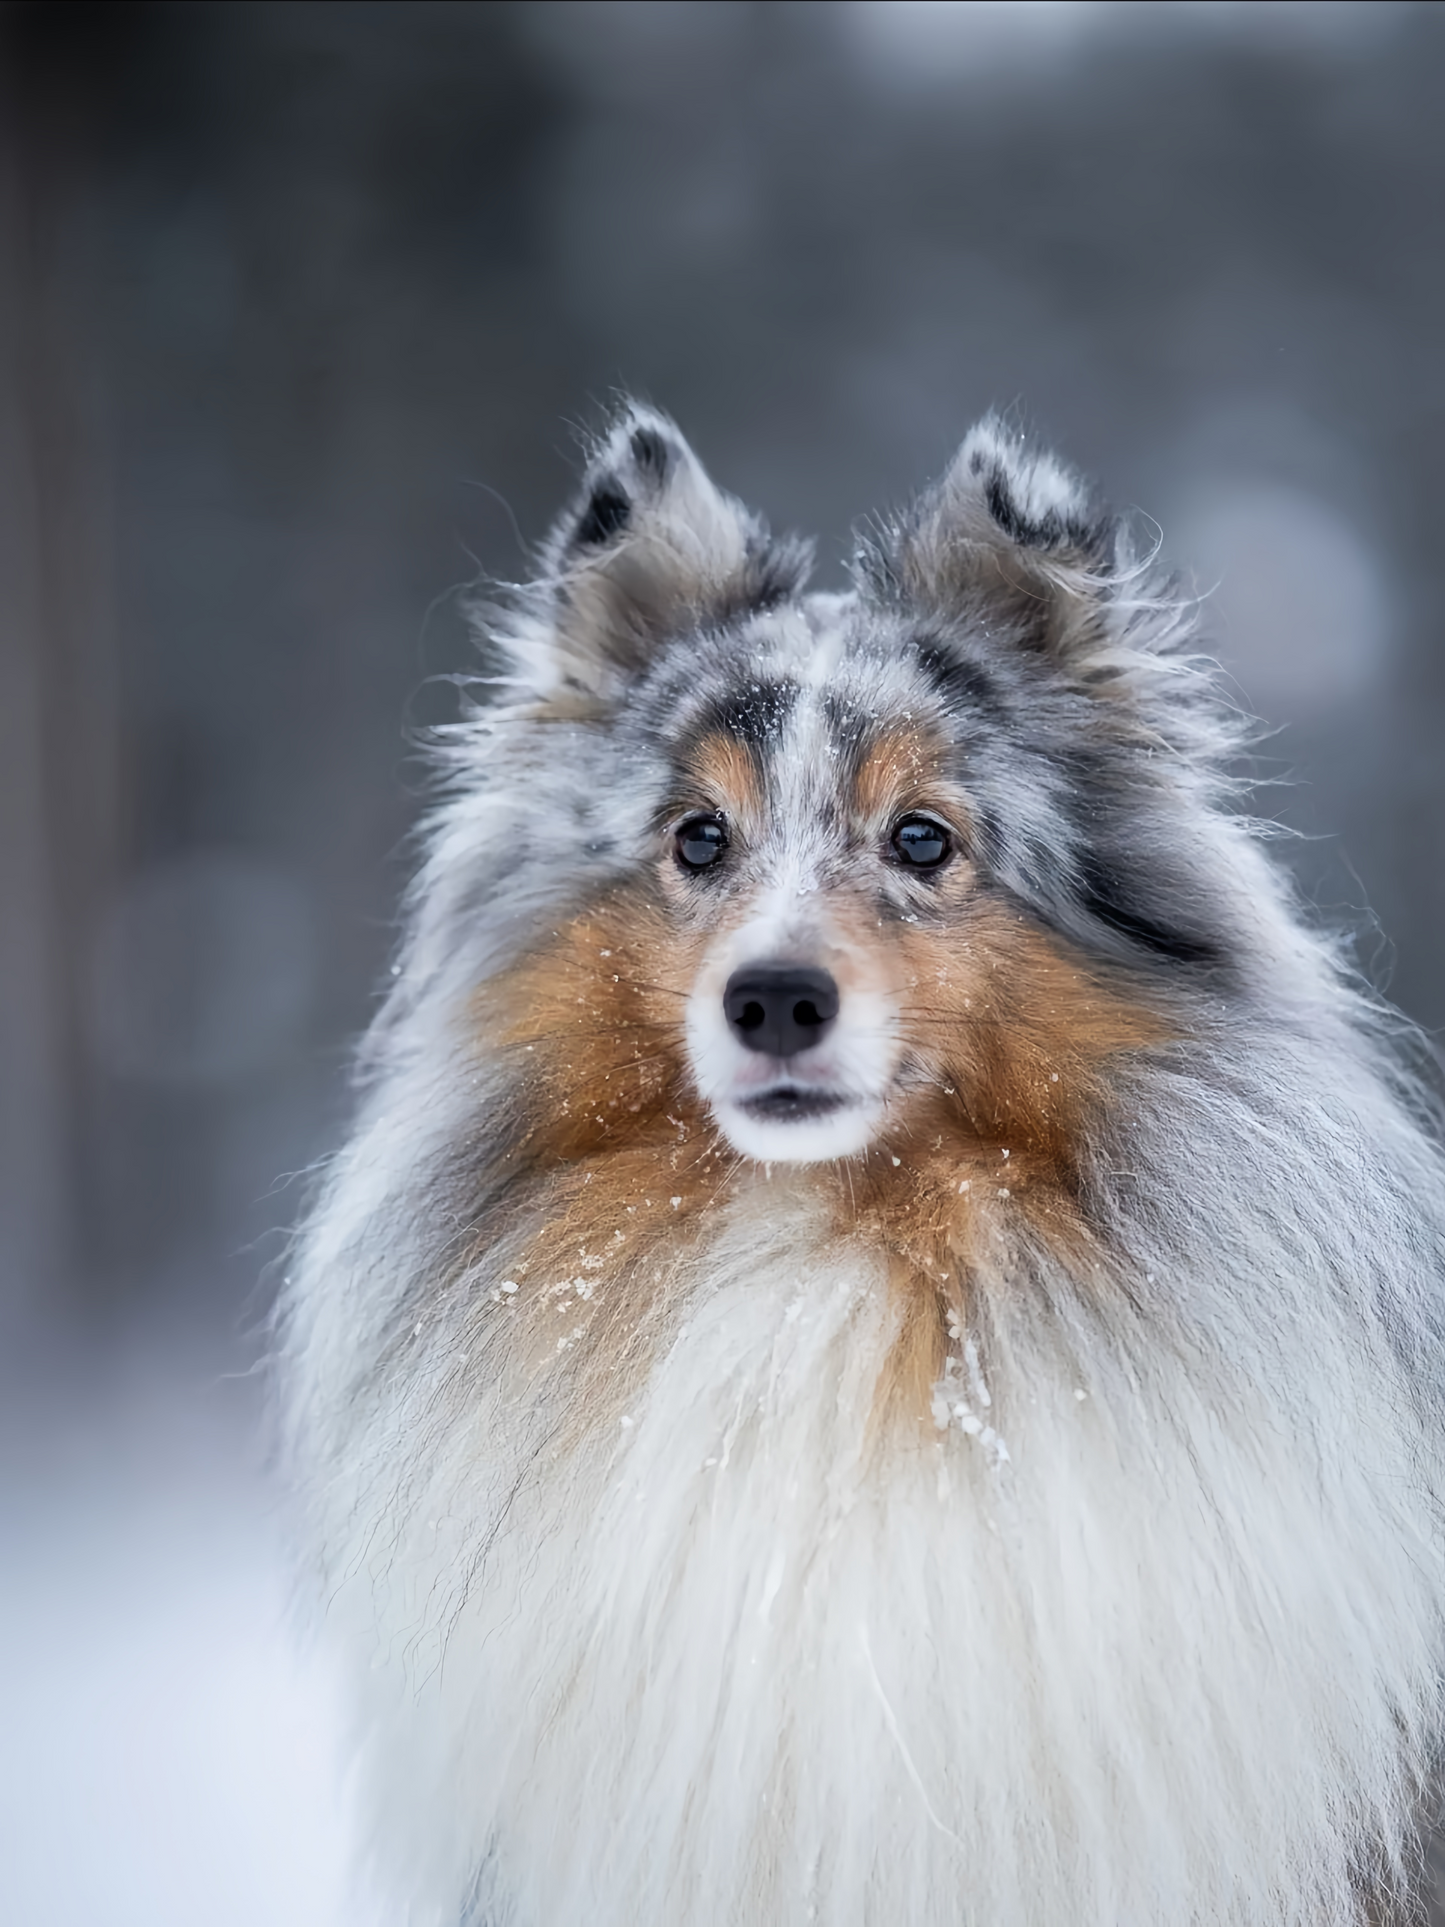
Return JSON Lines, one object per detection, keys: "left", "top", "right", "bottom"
{"left": 322, "top": 1197, "right": 1442, "bottom": 1927}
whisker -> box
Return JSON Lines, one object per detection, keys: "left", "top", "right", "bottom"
{"left": 542, "top": 954, "right": 689, "bottom": 1001}
{"left": 539, "top": 1048, "right": 684, "bottom": 1081}
{"left": 519, "top": 1021, "right": 682, "bottom": 1041}
{"left": 701, "top": 1142, "right": 746, "bottom": 1214}
{"left": 595, "top": 1050, "right": 687, "bottom": 1075}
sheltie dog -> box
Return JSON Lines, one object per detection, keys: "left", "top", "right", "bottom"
{"left": 283, "top": 405, "right": 1445, "bottom": 1925}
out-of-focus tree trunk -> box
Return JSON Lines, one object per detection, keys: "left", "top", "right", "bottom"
{"left": 0, "top": 36, "right": 123, "bottom": 1340}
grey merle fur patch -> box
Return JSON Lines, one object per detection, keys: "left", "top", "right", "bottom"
{"left": 531, "top": 406, "right": 812, "bottom": 695}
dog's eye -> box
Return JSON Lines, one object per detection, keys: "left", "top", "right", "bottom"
{"left": 675, "top": 816, "right": 728, "bottom": 871}
{"left": 890, "top": 816, "right": 951, "bottom": 869}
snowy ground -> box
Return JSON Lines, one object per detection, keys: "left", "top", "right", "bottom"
{"left": 0, "top": 1341, "right": 361, "bottom": 1927}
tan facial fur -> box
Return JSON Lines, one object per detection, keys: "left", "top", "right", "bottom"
{"left": 458, "top": 889, "right": 733, "bottom": 1425}
{"left": 455, "top": 717, "right": 1167, "bottom": 1437}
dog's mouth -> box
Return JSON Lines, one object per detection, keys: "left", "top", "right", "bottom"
{"left": 712, "top": 1077, "right": 885, "bottom": 1163}
{"left": 736, "top": 1084, "right": 851, "bottom": 1123}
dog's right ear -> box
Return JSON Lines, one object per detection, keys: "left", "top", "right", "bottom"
{"left": 507, "top": 406, "right": 811, "bottom": 703}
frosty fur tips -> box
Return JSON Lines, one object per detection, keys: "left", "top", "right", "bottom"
{"left": 282, "top": 404, "right": 1445, "bottom": 1926}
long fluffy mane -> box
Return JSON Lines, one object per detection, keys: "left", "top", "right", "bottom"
{"left": 282, "top": 406, "right": 1445, "bottom": 1926}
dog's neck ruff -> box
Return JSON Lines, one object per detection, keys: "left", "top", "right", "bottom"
{"left": 302, "top": 1105, "right": 1445, "bottom": 1927}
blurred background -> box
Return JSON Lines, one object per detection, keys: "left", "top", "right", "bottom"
{"left": 3, "top": 2, "right": 1444, "bottom": 1920}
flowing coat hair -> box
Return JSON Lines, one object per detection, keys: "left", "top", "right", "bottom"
{"left": 282, "top": 404, "right": 1445, "bottom": 1927}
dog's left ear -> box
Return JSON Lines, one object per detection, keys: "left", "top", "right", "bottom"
{"left": 861, "top": 417, "right": 1128, "bottom": 683}
{"left": 514, "top": 406, "right": 810, "bottom": 702}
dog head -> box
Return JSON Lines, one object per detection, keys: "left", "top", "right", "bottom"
{"left": 480, "top": 404, "right": 1240, "bottom": 1173}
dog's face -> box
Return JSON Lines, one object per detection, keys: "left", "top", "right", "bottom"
{"left": 670, "top": 666, "right": 967, "bottom": 1156}
{"left": 489, "top": 408, "right": 1230, "bottom": 1178}
{"left": 652, "top": 614, "right": 992, "bottom": 1163}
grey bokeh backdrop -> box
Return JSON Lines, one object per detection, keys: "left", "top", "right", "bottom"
{"left": 4, "top": 4, "right": 1445, "bottom": 1921}
{"left": 6, "top": 0, "right": 1444, "bottom": 1349}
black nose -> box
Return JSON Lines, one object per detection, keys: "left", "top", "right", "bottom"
{"left": 723, "top": 963, "right": 840, "bottom": 1057}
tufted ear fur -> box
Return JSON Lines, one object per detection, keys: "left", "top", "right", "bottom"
{"left": 510, "top": 405, "right": 811, "bottom": 704}
{"left": 859, "top": 416, "right": 1131, "bottom": 685}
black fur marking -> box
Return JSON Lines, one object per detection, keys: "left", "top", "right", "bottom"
{"left": 574, "top": 485, "right": 631, "bottom": 549}
{"left": 984, "top": 470, "right": 1069, "bottom": 552}
{"left": 913, "top": 641, "right": 1008, "bottom": 723}
{"left": 629, "top": 427, "right": 671, "bottom": 481}
{"left": 690, "top": 679, "right": 800, "bottom": 749}
{"left": 983, "top": 467, "right": 1109, "bottom": 562}
{"left": 1078, "top": 858, "right": 1224, "bottom": 967}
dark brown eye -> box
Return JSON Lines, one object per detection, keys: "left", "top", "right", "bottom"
{"left": 891, "top": 816, "right": 951, "bottom": 869}
{"left": 676, "top": 816, "right": 728, "bottom": 871}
